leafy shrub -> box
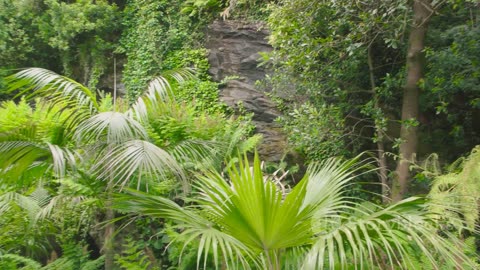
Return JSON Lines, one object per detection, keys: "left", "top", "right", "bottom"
{"left": 278, "top": 102, "right": 348, "bottom": 162}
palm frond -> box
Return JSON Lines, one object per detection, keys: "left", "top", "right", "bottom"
{"left": 195, "top": 153, "right": 312, "bottom": 253}
{"left": 29, "top": 187, "right": 51, "bottom": 208}
{"left": 0, "top": 188, "right": 49, "bottom": 222}
{"left": 5, "top": 68, "right": 99, "bottom": 124}
{"left": 169, "top": 140, "right": 222, "bottom": 170}
{"left": 0, "top": 191, "right": 19, "bottom": 214}
{"left": 0, "top": 140, "right": 77, "bottom": 182}
{"left": 0, "top": 141, "right": 50, "bottom": 182}
{"left": 179, "top": 225, "right": 256, "bottom": 270}
{"left": 75, "top": 112, "right": 149, "bottom": 144}
{"left": 127, "top": 68, "right": 195, "bottom": 122}
{"left": 304, "top": 197, "right": 477, "bottom": 269}
{"left": 113, "top": 190, "right": 256, "bottom": 269}
{"left": 112, "top": 153, "right": 477, "bottom": 270}
{"left": 47, "top": 143, "right": 78, "bottom": 178}
{"left": 114, "top": 190, "right": 203, "bottom": 229}
{"left": 91, "top": 140, "right": 184, "bottom": 190}
{"left": 301, "top": 155, "right": 373, "bottom": 217}
{"left": 146, "top": 68, "right": 195, "bottom": 100}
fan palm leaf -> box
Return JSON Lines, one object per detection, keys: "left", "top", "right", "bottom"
{"left": 75, "top": 111, "right": 149, "bottom": 144}
{"left": 91, "top": 140, "right": 184, "bottom": 190}
{"left": 114, "top": 189, "right": 256, "bottom": 269}
{"left": 114, "top": 153, "right": 477, "bottom": 269}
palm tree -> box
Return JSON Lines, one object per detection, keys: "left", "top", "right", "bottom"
{"left": 114, "top": 153, "right": 477, "bottom": 269}
{"left": 0, "top": 67, "right": 209, "bottom": 269}
{"left": 1, "top": 67, "right": 263, "bottom": 268}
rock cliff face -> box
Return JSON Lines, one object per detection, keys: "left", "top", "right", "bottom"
{"left": 206, "top": 20, "right": 287, "bottom": 161}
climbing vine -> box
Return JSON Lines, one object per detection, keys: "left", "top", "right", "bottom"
{"left": 119, "top": 0, "right": 204, "bottom": 101}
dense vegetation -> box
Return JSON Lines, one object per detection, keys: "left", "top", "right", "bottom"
{"left": 0, "top": 0, "right": 479, "bottom": 269}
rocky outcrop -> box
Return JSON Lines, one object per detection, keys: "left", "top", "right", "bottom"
{"left": 206, "top": 20, "right": 287, "bottom": 161}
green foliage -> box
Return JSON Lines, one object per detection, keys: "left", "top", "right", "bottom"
{"left": 38, "top": 0, "right": 117, "bottom": 51}
{"left": 181, "top": 0, "right": 225, "bottom": 18}
{"left": 176, "top": 80, "right": 229, "bottom": 114}
{"left": 0, "top": 254, "right": 42, "bottom": 270}
{"left": 38, "top": 0, "right": 119, "bottom": 87}
{"left": 119, "top": 0, "right": 197, "bottom": 101}
{"left": 266, "top": 0, "right": 480, "bottom": 184}
{"left": 407, "top": 236, "right": 480, "bottom": 270}
{"left": 0, "top": 181, "right": 98, "bottom": 263}
{"left": 1, "top": 67, "right": 260, "bottom": 268}
{"left": 265, "top": 0, "right": 410, "bottom": 163}
{"left": 0, "top": 253, "right": 104, "bottom": 270}
{"left": 0, "top": 0, "right": 120, "bottom": 91}
{"left": 146, "top": 100, "right": 223, "bottom": 146}
{"left": 160, "top": 222, "right": 216, "bottom": 270}
{"left": 0, "top": 0, "right": 46, "bottom": 69}
{"left": 0, "top": 99, "right": 79, "bottom": 187}
{"left": 429, "top": 145, "right": 480, "bottom": 231}
{"left": 163, "top": 49, "right": 211, "bottom": 79}
{"left": 0, "top": 98, "right": 74, "bottom": 144}
{"left": 114, "top": 154, "right": 477, "bottom": 269}
{"left": 0, "top": 98, "right": 34, "bottom": 133}
{"left": 181, "top": 0, "right": 270, "bottom": 20}
{"left": 278, "top": 102, "right": 347, "bottom": 161}
{"left": 1, "top": 1, "right": 479, "bottom": 267}
{"left": 41, "top": 243, "right": 103, "bottom": 270}
{"left": 422, "top": 18, "right": 480, "bottom": 156}
{"left": 114, "top": 238, "right": 153, "bottom": 270}
{"left": 161, "top": 49, "right": 229, "bottom": 115}
{"left": 0, "top": 198, "right": 53, "bottom": 258}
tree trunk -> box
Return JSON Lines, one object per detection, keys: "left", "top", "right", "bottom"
{"left": 104, "top": 185, "right": 115, "bottom": 270}
{"left": 392, "top": 0, "right": 431, "bottom": 202}
{"left": 367, "top": 45, "right": 390, "bottom": 204}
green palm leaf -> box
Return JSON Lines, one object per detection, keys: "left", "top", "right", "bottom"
{"left": 114, "top": 189, "right": 256, "bottom": 269}
{"left": 75, "top": 111, "right": 149, "bottom": 144}
{"left": 6, "top": 68, "right": 99, "bottom": 126}
{"left": 128, "top": 68, "right": 195, "bottom": 122}
{"left": 0, "top": 141, "right": 77, "bottom": 182}
{"left": 114, "top": 153, "right": 477, "bottom": 269}
{"left": 0, "top": 187, "right": 50, "bottom": 223}
{"left": 92, "top": 140, "right": 184, "bottom": 190}
{"left": 169, "top": 140, "right": 222, "bottom": 170}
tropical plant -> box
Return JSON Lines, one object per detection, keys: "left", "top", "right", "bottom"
{"left": 0, "top": 253, "right": 104, "bottom": 270}
{"left": 114, "top": 153, "right": 476, "bottom": 269}
{"left": 114, "top": 237, "right": 155, "bottom": 270}
{"left": 1, "top": 67, "right": 260, "bottom": 268}
{"left": 1, "top": 66, "right": 213, "bottom": 182}
{"left": 1, "top": 67, "right": 198, "bottom": 269}
{"left": 428, "top": 146, "right": 480, "bottom": 231}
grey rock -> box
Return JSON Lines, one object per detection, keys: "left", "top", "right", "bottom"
{"left": 206, "top": 20, "right": 288, "bottom": 161}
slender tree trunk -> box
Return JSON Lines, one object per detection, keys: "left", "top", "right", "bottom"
{"left": 392, "top": 0, "right": 431, "bottom": 202}
{"left": 105, "top": 73, "right": 118, "bottom": 269}
{"left": 367, "top": 45, "right": 390, "bottom": 204}
{"left": 104, "top": 183, "right": 115, "bottom": 269}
